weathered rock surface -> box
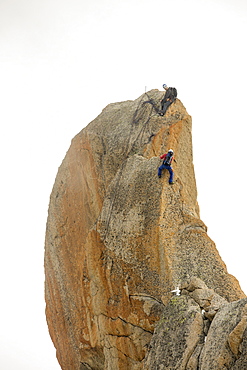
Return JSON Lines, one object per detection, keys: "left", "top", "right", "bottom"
{"left": 45, "top": 90, "right": 245, "bottom": 369}
{"left": 144, "top": 278, "right": 247, "bottom": 369}
{"left": 200, "top": 298, "right": 247, "bottom": 369}
{"left": 143, "top": 295, "right": 204, "bottom": 370}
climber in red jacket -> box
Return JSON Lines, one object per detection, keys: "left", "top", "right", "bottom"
{"left": 158, "top": 149, "right": 175, "bottom": 184}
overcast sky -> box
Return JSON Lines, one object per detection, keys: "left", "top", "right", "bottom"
{"left": 1, "top": 0, "right": 247, "bottom": 368}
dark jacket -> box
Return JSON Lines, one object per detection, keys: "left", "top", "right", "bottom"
{"left": 162, "top": 87, "right": 177, "bottom": 102}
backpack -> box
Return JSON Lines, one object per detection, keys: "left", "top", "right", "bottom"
{"left": 163, "top": 151, "right": 173, "bottom": 165}
{"left": 168, "top": 87, "right": 177, "bottom": 101}
{"left": 171, "top": 87, "right": 177, "bottom": 98}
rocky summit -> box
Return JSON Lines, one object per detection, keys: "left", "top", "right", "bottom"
{"left": 45, "top": 90, "right": 246, "bottom": 369}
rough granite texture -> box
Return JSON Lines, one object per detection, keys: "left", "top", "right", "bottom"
{"left": 144, "top": 278, "right": 247, "bottom": 370}
{"left": 45, "top": 90, "right": 245, "bottom": 369}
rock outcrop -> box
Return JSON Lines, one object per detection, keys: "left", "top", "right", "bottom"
{"left": 144, "top": 277, "right": 247, "bottom": 370}
{"left": 45, "top": 90, "right": 245, "bottom": 369}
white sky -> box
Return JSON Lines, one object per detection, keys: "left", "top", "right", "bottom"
{"left": 0, "top": 0, "right": 246, "bottom": 368}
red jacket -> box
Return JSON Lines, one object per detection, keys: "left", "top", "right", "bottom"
{"left": 160, "top": 153, "right": 174, "bottom": 160}
{"left": 160, "top": 153, "right": 175, "bottom": 165}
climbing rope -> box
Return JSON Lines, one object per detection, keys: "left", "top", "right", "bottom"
{"left": 142, "top": 91, "right": 161, "bottom": 114}
{"left": 101, "top": 93, "right": 159, "bottom": 240}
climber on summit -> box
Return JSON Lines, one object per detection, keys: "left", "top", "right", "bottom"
{"left": 158, "top": 149, "right": 175, "bottom": 184}
{"left": 159, "top": 84, "right": 177, "bottom": 116}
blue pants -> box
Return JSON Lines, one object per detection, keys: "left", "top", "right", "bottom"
{"left": 158, "top": 164, "right": 174, "bottom": 183}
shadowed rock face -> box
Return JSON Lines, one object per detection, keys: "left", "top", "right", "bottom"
{"left": 45, "top": 90, "right": 245, "bottom": 369}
